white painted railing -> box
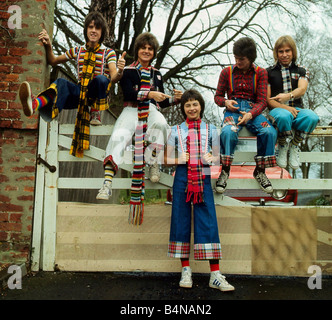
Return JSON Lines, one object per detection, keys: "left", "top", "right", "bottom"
{"left": 30, "top": 119, "right": 332, "bottom": 271}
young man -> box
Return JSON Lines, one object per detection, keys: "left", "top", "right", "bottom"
{"left": 165, "top": 89, "right": 234, "bottom": 292}
{"left": 267, "top": 35, "right": 319, "bottom": 169}
{"left": 19, "top": 11, "right": 126, "bottom": 157}
{"left": 214, "top": 37, "right": 277, "bottom": 194}
{"left": 96, "top": 32, "right": 182, "bottom": 225}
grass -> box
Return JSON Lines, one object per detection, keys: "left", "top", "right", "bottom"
{"left": 119, "top": 189, "right": 169, "bottom": 204}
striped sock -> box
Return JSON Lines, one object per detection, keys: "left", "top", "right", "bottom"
{"left": 34, "top": 92, "right": 54, "bottom": 110}
{"left": 104, "top": 164, "right": 115, "bottom": 184}
{"left": 278, "top": 136, "right": 287, "bottom": 147}
{"left": 209, "top": 260, "right": 219, "bottom": 272}
{"left": 181, "top": 258, "right": 190, "bottom": 268}
{"left": 291, "top": 131, "right": 303, "bottom": 147}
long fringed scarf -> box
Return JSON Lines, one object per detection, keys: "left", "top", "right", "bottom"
{"left": 70, "top": 44, "right": 100, "bottom": 158}
{"left": 128, "top": 64, "right": 151, "bottom": 225}
{"left": 186, "top": 118, "right": 205, "bottom": 204}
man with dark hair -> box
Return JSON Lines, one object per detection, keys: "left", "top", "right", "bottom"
{"left": 97, "top": 32, "right": 182, "bottom": 222}
{"left": 19, "top": 11, "right": 126, "bottom": 157}
{"left": 214, "top": 37, "right": 277, "bottom": 194}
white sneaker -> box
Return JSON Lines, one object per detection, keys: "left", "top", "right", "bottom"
{"left": 149, "top": 162, "right": 160, "bottom": 183}
{"left": 215, "top": 170, "right": 229, "bottom": 194}
{"left": 19, "top": 81, "right": 34, "bottom": 116}
{"left": 179, "top": 267, "right": 192, "bottom": 288}
{"left": 96, "top": 181, "right": 112, "bottom": 200}
{"left": 289, "top": 143, "right": 300, "bottom": 170}
{"left": 276, "top": 143, "right": 289, "bottom": 168}
{"left": 209, "top": 271, "right": 235, "bottom": 292}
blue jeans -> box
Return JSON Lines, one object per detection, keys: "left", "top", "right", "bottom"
{"left": 269, "top": 107, "right": 319, "bottom": 139}
{"left": 168, "top": 165, "right": 222, "bottom": 260}
{"left": 220, "top": 99, "right": 277, "bottom": 168}
{"left": 39, "top": 75, "right": 110, "bottom": 122}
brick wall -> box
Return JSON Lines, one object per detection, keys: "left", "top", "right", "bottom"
{"left": 0, "top": 0, "right": 55, "bottom": 270}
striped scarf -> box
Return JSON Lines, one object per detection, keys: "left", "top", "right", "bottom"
{"left": 128, "top": 63, "right": 151, "bottom": 225}
{"left": 281, "top": 65, "right": 292, "bottom": 106}
{"left": 70, "top": 44, "right": 100, "bottom": 158}
{"left": 186, "top": 118, "right": 205, "bottom": 204}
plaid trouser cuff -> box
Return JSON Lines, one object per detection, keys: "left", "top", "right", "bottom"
{"left": 103, "top": 155, "right": 119, "bottom": 173}
{"left": 221, "top": 155, "right": 234, "bottom": 167}
{"left": 255, "top": 155, "right": 277, "bottom": 169}
{"left": 194, "top": 243, "right": 222, "bottom": 260}
{"left": 168, "top": 241, "right": 190, "bottom": 258}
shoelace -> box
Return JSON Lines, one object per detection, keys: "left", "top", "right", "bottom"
{"left": 257, "top": 172, "right": 271, "bottom": 187}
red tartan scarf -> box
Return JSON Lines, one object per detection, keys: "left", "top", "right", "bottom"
{"left": 128, "top": 62, "right": 151, "bottom": 225}
{"left": 186, "top": 118, "right": 205, "bottom": 204}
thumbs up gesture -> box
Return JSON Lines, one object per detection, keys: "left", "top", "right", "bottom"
{"left": 117, "top": 51, "right": 126, "bottom": 73}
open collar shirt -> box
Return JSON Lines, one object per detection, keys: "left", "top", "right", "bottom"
{"left": 214, "top": 64, "right": 268, "bottom": 118}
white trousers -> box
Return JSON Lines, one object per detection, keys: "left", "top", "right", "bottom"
{"left": 105, "top": 103, "right": 170, "bottom": 167}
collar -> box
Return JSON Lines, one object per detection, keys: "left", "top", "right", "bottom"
{"left": 272, "top": 61, "right": 297, "bottom": 70}
{"left": 232, "top": 63, "right": 258, "bottom": 73}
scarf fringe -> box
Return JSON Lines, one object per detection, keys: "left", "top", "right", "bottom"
{"left": 128, "top": 203, "right": 144, "bottom": 226}
{"left": 186, "top": 191, "right": 204, "bottom": 204}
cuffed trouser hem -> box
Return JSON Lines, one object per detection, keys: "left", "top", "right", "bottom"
{"left": 254, "top": 155, "right": 277, "bottom": 169}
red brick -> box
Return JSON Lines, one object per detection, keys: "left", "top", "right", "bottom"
{"left": 0, "top": 222, "right": 22, "bottom": 232}
{"left": 0, "top": 91, "right": 16, "bottom": 101}
{"left": 9, "top": 47, "right": 32, "bottom": 56}
{"left": 0, "top": 195, "right": 10, "bottom": 202}
{"left": 17, "top": 195, "right": 34, "bottom": 201}
{"left": 0, "top": 203, "right": 23, "bottom": 212}
{"left": 11, "top": 165, "right": 35, "bottom": 173}
{"left": 1, "top": 74, "right": 19, "bottom": 83}
{"left": 1, "top": 110, "right": 20, "bottom": 118}
{"left": 0, "top": 174, "right": 9, "bottom": 182}
{"left": 4, "top": 185, "right": 18, "bottom": 191}
{"left": 0, "top": 232, "right": 8, "bottom": 241}
{"left": 10, "top": 213, "right": 22, "bottom": 223}
{"left": 0, "top": 65, "right": 11, "bottom": 73}
{"left": 0, "top": 212, "right": 8, "bottom": 222}
{"left": 0, "top": 56, "right": 22, "bottom": 65}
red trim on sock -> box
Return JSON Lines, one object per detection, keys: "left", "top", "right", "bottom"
{"left": 209, "top": 261, "right": 219, "bottom": 272}
{"left": 181, "top": 258, "right": 190, "bottom": 268}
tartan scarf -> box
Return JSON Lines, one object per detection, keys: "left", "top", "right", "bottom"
{"left": 128, "top": 63, "right": 151, "bottom": 225}
{"left": 281, "top": 65, "right": 292, "bottom": 106}
{"left": 70, "top": 43, "right": 100, "bottom": 157}
{"left": 186, "top": 118, "right": 205, "bottom": 204}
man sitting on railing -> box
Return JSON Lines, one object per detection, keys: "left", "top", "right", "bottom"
{"left": 96, "top": 32, "right": 182, "bottom": 217}
{"left": 18, "top": 11, "right": 125, "bottom": 158}
{"left": 214, "top": 37, "right": 278, "bottom": 195}
{"left": 267, "top": 35, "right": 320, "bottom": 170}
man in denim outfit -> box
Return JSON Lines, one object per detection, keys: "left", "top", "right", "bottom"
{"left": 214, "top": 37, "right": 277, "bottom": 194}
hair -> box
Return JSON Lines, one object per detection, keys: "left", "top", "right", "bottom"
{"left": 134, "top": 32, "right": 159, "bottom": 62}
{"left": 273, "top": 35, "right": 298, "bottom": 63}
{"left": 233, "top": 37, "right": 257, "bottom": 63}
{"left": 84, "top": 11, "right": 108, "bottom": 44}
{"left": 180, "top": 89, "right": 205, "bottom": 119}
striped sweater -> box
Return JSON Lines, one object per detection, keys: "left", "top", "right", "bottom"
{"left": 65, "top": 46, "right": 117, "bottom": 81}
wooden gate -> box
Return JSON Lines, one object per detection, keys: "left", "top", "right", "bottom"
{"left": 30, "top": 119, "right": 332, "bottom": 276}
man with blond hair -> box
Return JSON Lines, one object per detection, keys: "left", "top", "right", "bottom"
{"left": 267, "top": 35, "right": 319, "bottom": 169}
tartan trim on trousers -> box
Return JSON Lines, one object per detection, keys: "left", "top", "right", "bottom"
{"left": 103, "top": 155, "right": 119, "bottom": 174}
{"left": 168, "top": 241, "right": 190, "bottom": 258}
{"left": 221, "top": 155, "right": 234, "bottom": 167}
{"left": 194, "top": 243, "right": 222, "bottom": 260}
{"left": 89, "top": 81, "right": 112, "bottom": 111}
{"left": 254, "top": 155, "right": 277, "bottom": 169}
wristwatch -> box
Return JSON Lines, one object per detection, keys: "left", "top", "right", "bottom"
{"left": 290, "top": 92, "right": 294, "bottom": 100}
